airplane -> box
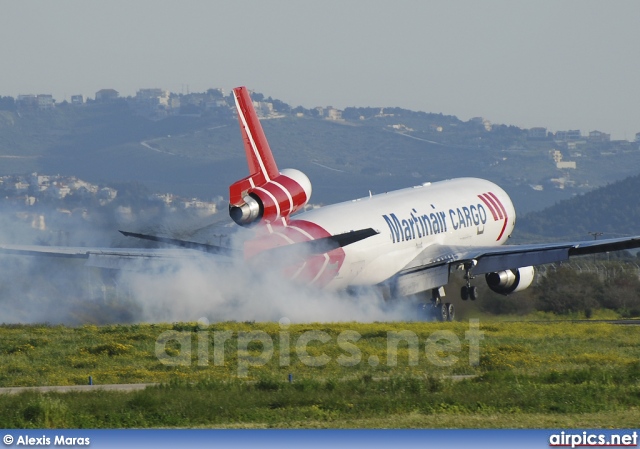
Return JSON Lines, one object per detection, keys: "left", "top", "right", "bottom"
{"left": 3, "top": 85, "right": 640, "bottom": 321}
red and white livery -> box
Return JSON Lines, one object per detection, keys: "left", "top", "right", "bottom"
{"left": 219, "top": 87, "right": 640, "bottom": 320}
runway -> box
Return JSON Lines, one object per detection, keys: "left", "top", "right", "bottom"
{"left": 0, "top": 383, "right": 158, "bottom": 395}
{"left": 0, "top": 378, "right": 481, "bottom": 395}
{"left": 513, "top": 319, "right": 640, "bottom": 325}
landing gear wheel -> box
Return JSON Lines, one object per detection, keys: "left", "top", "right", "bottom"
{"left": 446, "top": 303, "right": 455, "bottom": 321}
{"left": 461, "top": 284, "right": 478, "bottom": 301}
{"left": 439, "top": 303, "right": 449, "bottom": 322}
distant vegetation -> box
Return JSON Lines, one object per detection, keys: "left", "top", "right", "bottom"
{"left": 475, "top": 261, "right": 640, "bottom": 318}
{"left": 0, "top": 97, "right": 16, "bottom": 111}
{"left": 422, "top": 255, "right": 640, "bottom": 320}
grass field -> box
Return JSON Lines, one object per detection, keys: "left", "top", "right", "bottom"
{"left": 0, "top": 319, "right": 638, "bottom": 428}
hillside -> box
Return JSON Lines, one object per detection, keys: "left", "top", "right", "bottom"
{"left": 1, "top": 93, "right": 639, "bottom": 214}
{"left": 515, "top": 174, "right": 640, "bottom": 241}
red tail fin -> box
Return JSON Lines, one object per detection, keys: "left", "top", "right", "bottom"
{"left": 229, "top": 86, "right": 312, "bottom": 227}
{"left": 230, "top": 87, "right": 279, "bottom": 205}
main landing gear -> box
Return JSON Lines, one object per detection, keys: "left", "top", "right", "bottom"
{"left": 460, "top": 260, "right": 478, "bottom": 301}
{"left": 417, "top": 288, "right": 455, "bottom": 321}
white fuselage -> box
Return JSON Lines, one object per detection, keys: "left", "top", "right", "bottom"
{"left": 295, "top": 177, "right": 516, "bottom": 289}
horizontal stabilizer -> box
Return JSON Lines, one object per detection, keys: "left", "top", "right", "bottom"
{"left": 119, "top": 231, "right": 239, "bottom": 256}
{"left": 312, "top": 228, "right": 380, "bottom": 252}
{"left": 255, "top": 228, "right": 379, "bottom": 262}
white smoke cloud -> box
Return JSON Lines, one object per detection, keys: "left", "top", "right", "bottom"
{"left": 116, "top": 236, "right": 417, "bottom": 323}
{"left": 0, "top": 202, "right": 418, "bottom": 324}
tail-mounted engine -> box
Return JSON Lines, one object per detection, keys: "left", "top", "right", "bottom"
{"left": 485, "top": 266, "right": 535, "bottom": 295}
{"left": 229, "top": 168, "right": 312, "bottom": 226}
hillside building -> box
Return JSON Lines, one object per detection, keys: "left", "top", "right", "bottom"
{"left": 528, "top": 127, "right": 548, "bottom": 139}
{"left": 95, "top": 89, "right": 119, "bottom": 102}
{"left": 134, "top": 88, "right": 171, "bottom": 118}
{"left": 16, "top": 94, "right": 55, "bottom": 111}
{"left": 555, "top": 130, "right": 582, "bottom": 141}
{"left": 589, "top": 130, "right": 611, "bottom": 142}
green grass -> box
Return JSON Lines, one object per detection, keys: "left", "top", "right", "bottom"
{"left": 0, "top": 320, "right": 638, "bottom": 428}
{"left": 1, "top": 373, "right": 639, "bottom": 428}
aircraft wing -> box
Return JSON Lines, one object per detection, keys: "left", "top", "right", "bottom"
{"left": 406, "top": 234, "right": 640, "bottom": 274}
{"left": 393, "top": 235, "right": 640, "bottom": 296}
{"left": 0, "top": 227, "right": 379, "bottom": 270}
{"left": 0, "top": 244, "right": 217, "bottom": 270}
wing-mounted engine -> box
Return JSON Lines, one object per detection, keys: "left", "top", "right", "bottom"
{"left": 229, "top": 86, "right": 312, "bottom": 227}
{"left": 485, "top": 266, "right": 535, "bottom": 295}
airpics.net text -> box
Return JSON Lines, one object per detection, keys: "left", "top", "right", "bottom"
{"left": 155, "top": 318, "right": 484, "bottom": 377}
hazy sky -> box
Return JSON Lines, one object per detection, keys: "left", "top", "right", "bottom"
{"left": 2, "top": 1, "right": 639, "bottom": 139}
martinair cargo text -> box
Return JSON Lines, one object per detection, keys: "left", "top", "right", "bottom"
{"left": 3, "top": 86, "right": 640, "bottom": 321}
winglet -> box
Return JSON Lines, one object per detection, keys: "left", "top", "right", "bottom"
{"left": 230, "top": 86, "right": 279, "bottom": 205}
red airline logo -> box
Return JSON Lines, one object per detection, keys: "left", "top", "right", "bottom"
{"left": 478, "top": 192, "right": 508, "bottom": 241}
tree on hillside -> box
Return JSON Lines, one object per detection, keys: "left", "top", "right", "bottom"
{"left": 535, "top": 266, "right": 602, "bottom": 314}
{"left": 267, "top": 97, "right": 291, "bottom": 114}
{"left": 602, "top": 271, "right": 640, "bottom": 316}
{"left": 0, "top": 96, "right": 16, "bottom": 111}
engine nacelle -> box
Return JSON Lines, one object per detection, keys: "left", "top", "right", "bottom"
{"left": 485, "top": 266, "right": 535, "bottom": 295}
{"left": 229, "top": 168, "right": 312, "bottom": 226}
